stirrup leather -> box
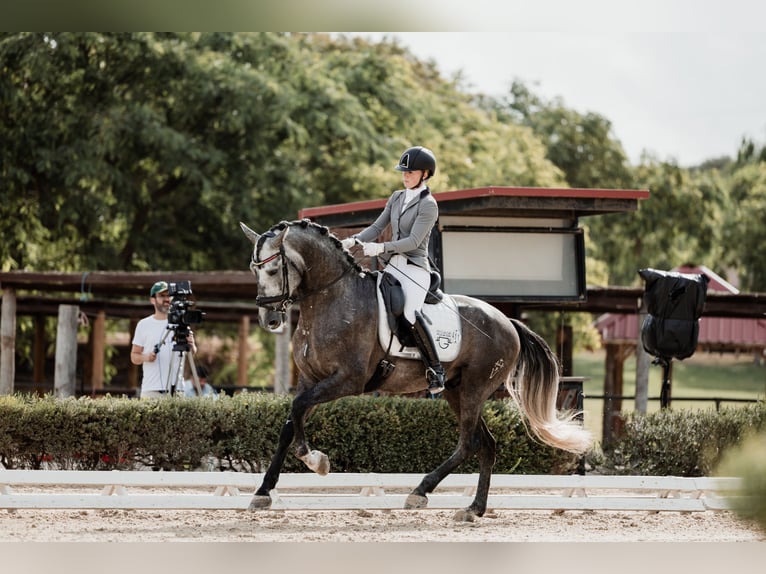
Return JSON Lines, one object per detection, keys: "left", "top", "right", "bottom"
{"left": 411, "top": 311, "right": 445, "bottom": 394}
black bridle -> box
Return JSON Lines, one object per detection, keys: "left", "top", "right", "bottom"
{"left": 250, "top": 232, "right": 355, "bottom": 314}
{"left": 250, "top": 242, "right": 296, "bottom": 313}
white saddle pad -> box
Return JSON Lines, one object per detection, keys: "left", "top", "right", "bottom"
{"left": 376, "top": 273, "right": 462, "bottom": 362}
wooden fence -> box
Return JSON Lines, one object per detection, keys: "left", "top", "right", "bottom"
{"left": 0, "top": 470, "right": 741, "bottom": 512}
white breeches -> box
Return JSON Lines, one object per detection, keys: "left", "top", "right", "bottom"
{"left": 385, "top": 254, "right": 430, "bottom": 324}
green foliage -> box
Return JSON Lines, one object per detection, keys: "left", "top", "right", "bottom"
{"left": 209, "top": 392, "right": 293, "bottom": 472}
{"left": 0, "top": 32, "right": 563, "bottom": 274}
{"left": 585, "top": 157, "right": 729, "bottom": 285}
{"left": 605, "top": 403, "right": 766, "bottom": 476}
{"left": 2, "top": 32, "right": 764, "bottom": 292}
{"left": 498, "top": 80, "right": 634, "bottom": 190}
{"left": 716, "top": 431, "right": 766, "bottom": 533}
{"left": 0, "top": 393, "right": 577, "bottom": 474}
{"left": 724, "top": 163, "right": 766, "bottom": 290}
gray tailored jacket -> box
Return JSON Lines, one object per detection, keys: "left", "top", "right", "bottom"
{"left": 354, "top": 188, "right": 438, "bottom": 269}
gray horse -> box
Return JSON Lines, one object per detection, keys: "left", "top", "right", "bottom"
{"left": 241, "top": 219, "right": 591, "bottom": 521}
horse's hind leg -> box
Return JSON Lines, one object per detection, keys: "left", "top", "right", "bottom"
{"left": 405, "top": 392, "right": 497, "bottom": 521}
{"left": 453, "top": 417, "right": 496, "bottom": 522}
{"left": 404, "top": 446, "right": 469, "bottom": 510}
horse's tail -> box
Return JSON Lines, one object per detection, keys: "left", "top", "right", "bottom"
{"left": 506, "top": 318, "right": 592, "bottom": 454}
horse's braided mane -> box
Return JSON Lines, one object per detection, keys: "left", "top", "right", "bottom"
{"left": 269, "top": 219, "right": 366, "bottom": 275}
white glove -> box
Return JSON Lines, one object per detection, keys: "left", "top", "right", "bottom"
{"left": 340, "top": 237, "right": 357, "bottom": 250}
{"left": 362, "top": 242, "right": 384, "bottom": 257}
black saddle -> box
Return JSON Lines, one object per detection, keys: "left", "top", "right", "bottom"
{"left": 377, "top": 270, "right": 443, "bottom": 346}
{"left": 425, "top": 270, "right": 444, "bottom": 305}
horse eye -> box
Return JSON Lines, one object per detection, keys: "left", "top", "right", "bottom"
{"left": 266, "top": 268, "right": 279, "bottom": 277}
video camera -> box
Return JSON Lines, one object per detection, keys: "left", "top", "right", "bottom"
{"left": 166, "top": 280, "right": 205, "bottom": 352}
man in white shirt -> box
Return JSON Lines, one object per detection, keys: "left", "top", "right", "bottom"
{"left": 130, "top": 281, "right": 197, "bottom": 398}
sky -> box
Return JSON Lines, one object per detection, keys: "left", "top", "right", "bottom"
{"left": 348, "top": 1, "right": 766, "bottom": 167}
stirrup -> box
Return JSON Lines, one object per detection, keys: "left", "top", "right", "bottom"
{"left": 426, "top": 366, "right": 445, "bottom": 395}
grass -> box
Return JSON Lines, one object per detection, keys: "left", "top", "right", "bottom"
{"left": 572, "top": 350, "right": 766, "bottom": 441}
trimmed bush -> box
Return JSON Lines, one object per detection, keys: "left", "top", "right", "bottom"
{"left": 0, "top": 393, "right": 577, "bottom": 474}
{"left": 605, "top": 402, "right": 766, "bottom": 476}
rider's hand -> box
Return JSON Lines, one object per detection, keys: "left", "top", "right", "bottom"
{"left": 340, "top": 237, "right": 357, "bottom": 250}
{"left": 362, "top": 242, "right": 384, "bottom": 257}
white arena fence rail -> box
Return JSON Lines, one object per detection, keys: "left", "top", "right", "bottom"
{"left": 0, "top": 470, "right": 742, "bottom": 513}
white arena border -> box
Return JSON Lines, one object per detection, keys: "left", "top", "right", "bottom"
{"left": 0, "top": 470, "right": 742, "bottom": 512}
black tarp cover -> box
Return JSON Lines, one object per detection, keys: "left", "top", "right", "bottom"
{"left": 639, "top": 268, "right": 709, "bottom": 361}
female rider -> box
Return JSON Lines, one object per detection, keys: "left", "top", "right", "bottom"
{"left": 342, "top": 146, "right": 445, "bottom": 395}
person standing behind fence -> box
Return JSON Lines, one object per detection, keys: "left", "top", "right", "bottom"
{"left": 130, "top": 281, "right": 197, "bottom": 398}
{"left": 184, "top": 365, "right": 217, "bottom": 398}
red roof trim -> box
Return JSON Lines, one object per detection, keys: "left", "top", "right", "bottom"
{"left": 299, "top": 186, "right": 650, "bottom": 219}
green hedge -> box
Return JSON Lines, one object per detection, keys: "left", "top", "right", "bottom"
{"left": 0, "top": 393, "right": 578, "bottom": 474}
{"left": 604, "top": 402, "right": 766, "bottom": 476}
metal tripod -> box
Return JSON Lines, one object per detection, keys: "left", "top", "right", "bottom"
{"left": 157, "top": 326, "right": 202, "bottom": 396}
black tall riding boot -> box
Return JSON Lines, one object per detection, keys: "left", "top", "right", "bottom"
{"left": 410, "top": 311, "right": 446, "bottom": 395}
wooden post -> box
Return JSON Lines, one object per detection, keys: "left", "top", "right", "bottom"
{"left": 660, "top": 360, "right": 673, "bottom": 408}
{"left": 635, "top": 311, "right": 650, "bottom": 414}
{"left": 127, "top": 319, "right": 139, "bottom": 391}
{"left": 33, "top": 315, "right": 47, "bottom": 391}
{"left": 54, "top": 305, "right": 80, "bottom": 398}
{"left": 556, "top": 322, "right": 573, "bottom": 377}
{"left": 91, "top": 310, "right": 106, "bottom": 392}
{"left": 274, "top": 318, "right": 292, "bottom": 395}
{"left": 237, "top": 315, "right": 250, "bottom": 387}
{"left": 0, "top": 287, "right": 17, "bottom": 395}
{"left": 602, "top": 343, "right": 627, "bottom": 447}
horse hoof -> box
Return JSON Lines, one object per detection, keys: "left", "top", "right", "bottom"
{"left": 314, "top": 452, "right": 330, "bottom": 476}
{"left": 453, "top": 508, "right": 477, "bottom": 523}
{"left": 248, "top": 495, "right": 272, "bottom": 510}
{"left": 404, "top": 493, "right": 428, "bottom": 509}
{"left": 301, "top": 449, "right": 330, "bottom": 476}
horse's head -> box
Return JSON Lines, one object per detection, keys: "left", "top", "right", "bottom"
{"left": 240, "top": 221, "right": 306, "bottom": 331}
{"left": 241, "top": 219, "right": 362, "bottom": 331}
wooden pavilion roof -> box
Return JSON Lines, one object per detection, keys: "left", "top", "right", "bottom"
{"left": 299, "top": 186, "right": 650, "bottom": 227}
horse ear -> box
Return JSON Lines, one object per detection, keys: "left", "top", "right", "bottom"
{"left": 240, "top": 222, "right": 260, "bottom": 245}
{"left": 272, "top": 226, "right": 287, "bottom": 248}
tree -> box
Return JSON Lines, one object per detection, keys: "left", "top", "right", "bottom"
{"left": 725, "top": 163, "right": 766, "bottom": 290}
{"left": 485, "top": 81, "right": 737, "bottom": 287}
{"left": 587, "top": 156, "right": 729, "bottom": 285}
{"left": 489, "top": 80, "right": 634, "bottom": 190}
{"left": 1, "top": 33, "right": 564, "bottom": 273}
{"left": 1, "top": 32, "right": 301, "bottom": 271}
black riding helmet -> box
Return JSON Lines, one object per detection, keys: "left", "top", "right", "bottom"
{"left": 395, "top": 146, "right": 436, "bottom": 179}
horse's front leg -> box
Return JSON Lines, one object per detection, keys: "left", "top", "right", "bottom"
{"left": 248, "top": 367, "right": 362, "bottom": 509}
{"left": 295, "top": 400, "right": 330, "bottom": 476}
{"left": 289, "top": 386, "right": 334, "bottom": 475}
{"left": 249, "top": 417, "right": 295, "bottom": 509}
{"left": 248, "top": 392, "right": 327, "bottom": 510}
